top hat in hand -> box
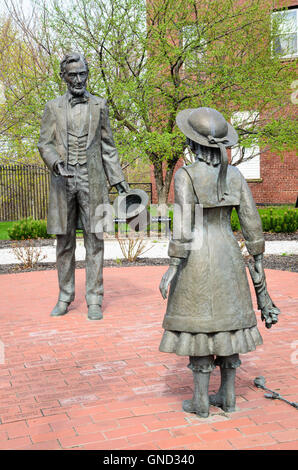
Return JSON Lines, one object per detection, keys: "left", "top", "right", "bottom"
{"left": 113, "top": 188, "right": 150, "bottom": 232}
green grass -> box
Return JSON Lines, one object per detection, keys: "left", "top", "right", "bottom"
{"left": 257, "top": 205, "right": 295, "bottom": 215}
{"left": 0, "top": 204, "right": 297, "bottom": 239}
{"left": 0, "top": 221, "right": 15, "bottom": 240}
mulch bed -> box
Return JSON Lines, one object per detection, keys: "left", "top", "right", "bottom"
{"left": 239, "top": 232, "right": 297, "bottom": 241}
{"left": 0, "top": 255, "right": 297, "bottom": 275}
{"left": 0, "top": 232, "right": 297, "bottom": 275}
{"left": 0, "top": 231, "right": 296, "bottom": 250}
{"left": 0, "top": 238, "right": 56, "bottom": 249}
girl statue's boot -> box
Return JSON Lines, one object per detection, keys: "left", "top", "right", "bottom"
{"left": 183, "top": 371, "right": 211, "bottom": 417}
{"left": 182, "top": 356, "right": 214, "bottom": 418}
{"left": 209, "top": 368, "right": 236, "bottom": 412}
{"left": 209, "top": 354, "right": 241, "bottom": 413}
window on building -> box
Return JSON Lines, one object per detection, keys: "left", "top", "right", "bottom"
{"left": 183, "top": 146, "right": 195, "bottom": 165}
{"left": 0, "top": 82, "right": 5, "bottom": 104}
{"left": 181, "top": 24, "right": 206, "bottom": 69}
{"left": 231, "top": 111, "right": 261, "bottom": 180}
{"left": 272, "top": 7, "right": 298, "bottom": 59}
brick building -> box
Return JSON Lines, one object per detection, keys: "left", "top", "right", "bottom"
{"left": 151, "top": 1, "right": 297, "bottom": 206}
{"left": 151, "top": 150, "right": 297, "bottom": 205}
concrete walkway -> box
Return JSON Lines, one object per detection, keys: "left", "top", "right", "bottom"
{"left": 0, "top": 238, "right": 297, "bottom": 264}
{"left": 0, "top": 267, "right": 297, "bottom": 450}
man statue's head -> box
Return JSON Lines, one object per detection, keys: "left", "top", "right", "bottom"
{"left": 60, "top": 52, "right": 89, "bottom": 97}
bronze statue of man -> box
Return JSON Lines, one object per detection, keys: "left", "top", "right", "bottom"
{"left": 38, "top": 52, "right": 129, "bottom": 320}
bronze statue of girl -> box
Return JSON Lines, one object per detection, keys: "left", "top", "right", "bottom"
{"left": 159, "top": 107, "right": 280, "bottom": 418}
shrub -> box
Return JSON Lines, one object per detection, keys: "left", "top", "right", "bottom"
{"left": 8, "top": 218, "right": 51, "bottom": 240}
{"left": 230, "top": 206, "right": 297, "bottom": 233}
{"left": 259, "top": 208, "right": 297, "bottom": 233}
{"left": 116, "top": 234, "right": 152, "bottom": 262}
{"left": 231, "top": 209, "right": 241, "bottom": 231}
{"left": 168, "top": 208, "right": 174, "bottom": 231}
{"left": 10, "top": 240, "right": 47, "bottom": 269}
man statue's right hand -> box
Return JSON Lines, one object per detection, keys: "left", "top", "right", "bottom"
{"left": 53, "top": 161, "right": 74, "bottom": 178}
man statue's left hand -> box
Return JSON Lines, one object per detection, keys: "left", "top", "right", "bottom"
{"left": 115, "top": 181, "right": 130, "bottom": 194}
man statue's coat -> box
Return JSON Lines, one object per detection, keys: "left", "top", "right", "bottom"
{"left": 38, "top": 92, "right": 125, "bottom": 234}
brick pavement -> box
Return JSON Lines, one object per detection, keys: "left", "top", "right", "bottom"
{"left": 0, "top": 266, "right": 297, "bottom": 450}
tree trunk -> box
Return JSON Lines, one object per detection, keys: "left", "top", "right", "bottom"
{"left": 152, "top": 155, "right": 179, "bottom": 204}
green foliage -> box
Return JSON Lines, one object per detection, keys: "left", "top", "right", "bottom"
{"left": 1, "top": 0, "right": 297, "bottom": 201}
{"left": 0, "top": 17, "right": 63, "bottom": 164}
{"left": 231, "top": 206, "right": 298, "bottom": 233}
{"left": 231, "top": 209, "right": 241, "bottom": 232}
{"left": 8, "top": 217, "right": 51, "bottom": 240}
{"left": 168, "top": 209, "right": 174, "bottom": 232}
{"left": 259, "top": 207, "right": 298, "bottom": 233}
{"left": 114, "top": 221, "right": 130, "bottom": 234}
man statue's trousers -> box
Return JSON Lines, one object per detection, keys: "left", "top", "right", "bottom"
{"left": 56, "top": 163, "right": 104, "bottom": 306}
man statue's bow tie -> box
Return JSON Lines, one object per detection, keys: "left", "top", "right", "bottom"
{"left": 69, "top": 95, "right": 89, "bottom": 107}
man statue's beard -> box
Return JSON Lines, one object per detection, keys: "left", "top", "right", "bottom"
{"left": 68, "top": 84, "right": 86, "bottom": 96}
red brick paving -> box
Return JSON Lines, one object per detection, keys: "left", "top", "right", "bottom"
{"left": 0, "top": 267, "right": 297, "bottom": 450}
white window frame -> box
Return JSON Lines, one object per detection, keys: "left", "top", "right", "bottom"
{"left": 272, "top": 7, "right": 298, "bottom": 59}
{"left": 231, "top": 111, "right": 261, "bottom": 180}
{"left": 181, "top": 24, "right": 207, "bottom": 69}
{"left": 0, "top": 82, "right": 5, "bottom": 104}
{"left": 183, "top": 146, "right": 195, "bottom": 165}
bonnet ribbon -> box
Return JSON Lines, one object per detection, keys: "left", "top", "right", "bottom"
{"left": 207, "top": 135, "right": 229, "bottom": 202}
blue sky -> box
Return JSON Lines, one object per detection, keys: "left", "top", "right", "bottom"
{"left": 0, "top": 0, "right": 33, "bottom": 17}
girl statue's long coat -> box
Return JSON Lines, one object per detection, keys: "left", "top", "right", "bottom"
{"left": 162, "top": 161, "right": 265, "bottom": 334}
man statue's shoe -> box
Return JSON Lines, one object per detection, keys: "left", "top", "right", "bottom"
{"left": 50, "top": 301, "right": 70, "bottom": 317}
{"left": 88, "top": 304, "right": 103, "bottom": 321}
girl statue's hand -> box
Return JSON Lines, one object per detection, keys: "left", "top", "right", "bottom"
{"left": 248, "top": 254, "right": 280, "bottom": 329}
{"left": 159, "top": 266, "right": 178, "bottom": 299}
